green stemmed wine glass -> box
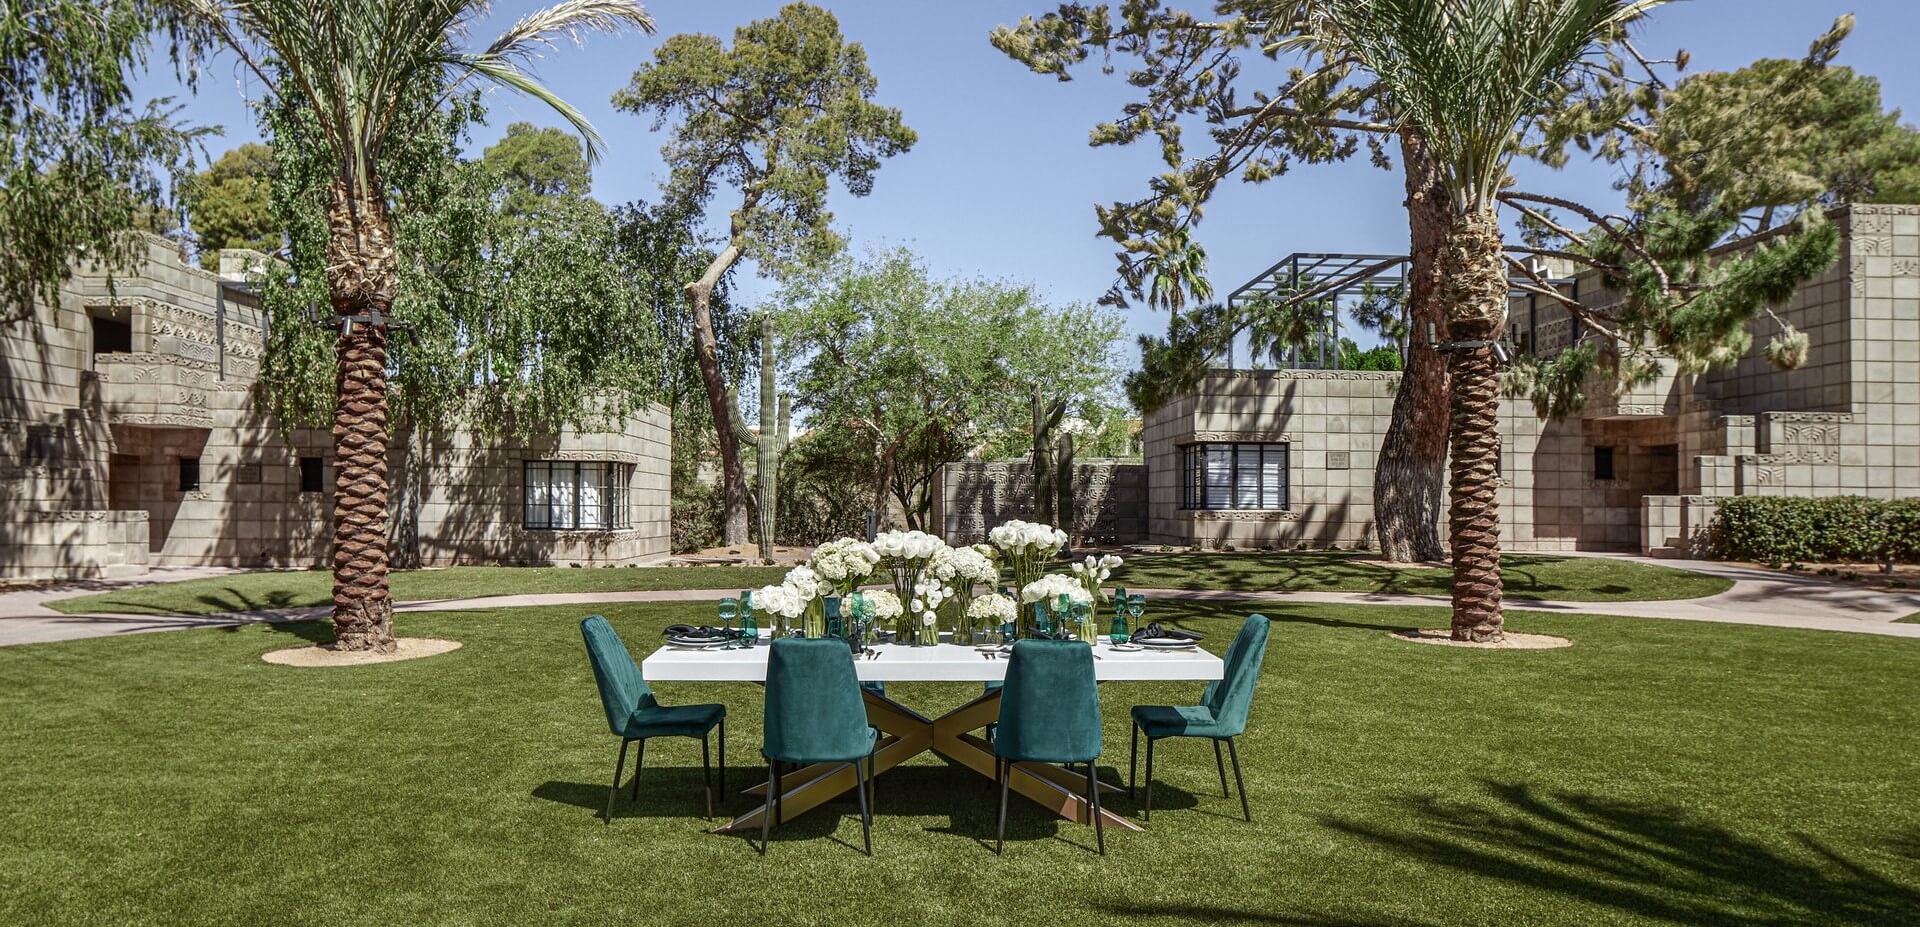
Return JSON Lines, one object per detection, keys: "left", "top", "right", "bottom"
{"left": 717, "top": 597, "right": 739, "bottom": 648}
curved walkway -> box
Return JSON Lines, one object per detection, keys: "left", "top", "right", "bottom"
{"left": 4, "top": 557, "right": 1919, "bottom": 647}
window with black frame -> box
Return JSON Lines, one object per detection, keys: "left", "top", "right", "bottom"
{"left": 523, "top": 460, "right": 633, "bottom": 530}
{"left": 1180, "top": 443, "right": 1289, "bottom": 510}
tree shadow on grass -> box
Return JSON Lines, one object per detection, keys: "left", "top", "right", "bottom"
{"left": 1086, "top": 900, "right": 1440, "bottom": 927}
{"left": 1322, "top": 780, "right": 1920, "bottom": 926}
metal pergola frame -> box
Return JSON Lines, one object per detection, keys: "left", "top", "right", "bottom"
{"left": 1224, "top": 251, "right": 1573, "bottom": 370}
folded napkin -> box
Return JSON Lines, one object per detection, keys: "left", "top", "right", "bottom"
{"left": 1132, "top": 623, "right": 1203, "bottom": 643}
{"left": 664, "top": 624, "right": 732, "bottom": 640}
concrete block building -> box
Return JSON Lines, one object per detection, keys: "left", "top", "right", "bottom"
{"left": 1138, "top": 204, "right": 1920, "bottom": 555}
{"left": 0, "top": 234, "right": 671, "bottom": 580}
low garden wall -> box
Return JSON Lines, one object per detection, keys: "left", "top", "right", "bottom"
{"left": 934, "top": 460, "right": 1146, "bottom": 545}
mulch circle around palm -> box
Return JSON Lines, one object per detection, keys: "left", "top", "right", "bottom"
{"left": 1391, "top": 628, "right": 1572, "bottom": 649}
{"left": 261, "top": 638, "right": 462, "bottom": 667}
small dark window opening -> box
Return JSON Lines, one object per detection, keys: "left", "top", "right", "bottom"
{"left": 1593, "top": 446, "right": 1616, "bottom": 481}
{"left": 178, "top": 457, "right": 201, "bottom": 492}
{"left": 92, "top": 315, "right": 133, "bottom": 355}
{"left": 299, "top": 456, "right": 325, "bottom": 494}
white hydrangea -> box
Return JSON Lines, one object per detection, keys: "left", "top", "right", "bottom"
{"left": 929, "top": 545, "right": 997, "bottom": 586}
{"left": 872, "top": 529, "right": 947, "bottom": 561}
{"left": 967, "top": 592, "right": 1016, "bottom": 623}
{"left": 1019, "top": 573, "right": 1093, "bottom": 605}
{"left": 808, "top": 538, "right": 880, "bottom": 587}
{"left": 860, "top": 589, "right": 903, "bottom": 621}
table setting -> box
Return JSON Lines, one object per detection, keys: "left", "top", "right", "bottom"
{"left": 639, "top": 522, "right": 1226, "bottom": 836}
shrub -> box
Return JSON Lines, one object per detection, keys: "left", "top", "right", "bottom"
{"left": 671, "top": 480, "right": 726, "bottom": 554}
{"left": 1711, "top": 495, "right": 1920, "bottom": 568}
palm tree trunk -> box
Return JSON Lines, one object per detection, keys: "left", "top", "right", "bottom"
{"left": 325, "top": 183, "right": 397, "bottom": 653}
{"left": 1373, "top": 129, "right": 1450, "bottom": 563}
{"left": 1440, "top": 209, "right": 1507, "bottom": 642}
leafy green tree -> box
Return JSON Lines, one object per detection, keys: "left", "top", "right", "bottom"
{"left": 0, "top": 0, "right": 204, "bottom": 324}
{"left": 481, "top": 121, "right": 593, "bottom": 218}
{"left": 1540, "top": 14, "right": 1920, "bottom": 234}
{"left": 612, "top": 2, "right": 916, "bottom": 545}
{"left": 184, "top": 142, "right": 278, "bottom": 253}
{"left": 994, "top": 2, "right": 1459, "bottom": 563}
{"left": 776, "top": 248, "right": 1123, "bottom": 530}
{"left": 181, "top": 0, "right": 654, "bottom": 652}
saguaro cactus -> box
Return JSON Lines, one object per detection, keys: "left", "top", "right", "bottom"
{"left": 1031, "top": 383, "right": 1066, "bottom": 526}
{"left": 755, "top": 314, "right": 781, "bottom": 564}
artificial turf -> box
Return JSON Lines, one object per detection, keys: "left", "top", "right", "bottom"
{"left": 42, "top": 553, "right": 1729, "bottom": 618}
{"left": 40, "top": 565, "right": 792, "bottom": 616}
{"left": 2, "top": 601, "right": 1914, "bottom": 926}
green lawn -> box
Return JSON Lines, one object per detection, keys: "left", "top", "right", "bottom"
{"left": 1110, "top": 551, "right": 1732, "bottom": 601}
{"left": 1899, "top": 611, "right": 1920, "bottom": 624}
{"left": 3, "top": 603, "right": 1915, "bottom": 926}
{"left": 46, "top": 553, "right": 1728, "bottom": 618}
{"left": 42, "top": 565, "right": 791, "bottom": 616}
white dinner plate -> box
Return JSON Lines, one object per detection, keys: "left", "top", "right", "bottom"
{"left": 1137, "top": 639, "right": 1199, "bottom": 650}
{"left": 666, "top": 637, "right": 734, "bottom": 649}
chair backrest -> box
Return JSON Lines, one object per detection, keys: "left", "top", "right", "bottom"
{"left": 1202, "top": 615, "right": 1271, "bottom": 737}
{"left": 763, "top": 638, "right": 871, "bottom": 763}
{"left": 996, "top": 640, "right": 1101, "bottom": 763}
{"left": 581, "top": 615, "right": 651, "bottom": 737}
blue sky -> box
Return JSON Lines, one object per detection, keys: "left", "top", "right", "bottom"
{"left": 142, "top": 1, "right": 1920, "bottom": 350}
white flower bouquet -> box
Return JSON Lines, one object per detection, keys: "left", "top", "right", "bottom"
{"left": 1021, "top": 573, "right": 1094, "bottom": 640}
{"left": 808, "top": 538, "right": 880, "bottom": 595}
{"left": 967, "top": 592, "right": 1016, "bottom": 626}
{"left": 873, "top": 529, "right": 951, "bottom": 643}
{"left": 861, "top": 589, "right": 903, "bottom": 622}
{"left": 988, "top": 521, "right": 1069, "bottom": 622}
{"left": 1068, "top": 553, "right": 1124, "bottom": 606}
{"left": 751, "top": 583, "right": 808, "bottom": 636}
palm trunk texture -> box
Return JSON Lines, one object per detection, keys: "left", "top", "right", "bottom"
{"left": 326, "top": 183, "right": 397, "bottom": 653}
{"left": 1440, "top": 209, "right": 1508, "bottom": 642}
{"left": 1372, "top": 129, "right": 1451, "bottom": 563}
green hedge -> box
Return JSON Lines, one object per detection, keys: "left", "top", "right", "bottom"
{"left": 1711, "top": 495, "right": 1920, "bottom": 565}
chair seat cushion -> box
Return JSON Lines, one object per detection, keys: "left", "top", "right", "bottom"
{"left": 1131, "top": 704, "right": 1228, "bottom": 739}
{"left": 764, "top": 725, "right": 878, "bottom": 765}
{"left": 621, "top": 698, "right": 725, "bottom": 739}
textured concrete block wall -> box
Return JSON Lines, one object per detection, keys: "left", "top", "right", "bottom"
{"left": 936, "top": 459, "right": 1146, "bottom": 545}
{"left": 1, "top": 234, "right": 675, "bottom": 579}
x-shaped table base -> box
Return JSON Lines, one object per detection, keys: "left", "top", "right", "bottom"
{"left": 715, "top": 688, "right": 1139, "bottom": 833}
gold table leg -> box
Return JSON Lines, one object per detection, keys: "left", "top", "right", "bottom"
{"left": 717, "top": 688, "right": 1141, "bottom": 834}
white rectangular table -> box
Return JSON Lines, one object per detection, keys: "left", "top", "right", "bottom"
{"left": 642, "top": 638, "right": 1224, "bottom": 834}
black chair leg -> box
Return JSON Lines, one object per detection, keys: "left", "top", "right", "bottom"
{"left": 1227, "top": 737, "right": 1251, "bottom": 822}
{"left": 774, "top": 762, "right": 785, "bottom": 831}
{"left": 1214, "top": 739, "right": 1230, "bottom": 797}
{"left": 604, "top": 739, "right": 630, "bottom": 825}
{"left": 1086, "top": 761, "right": 1105, "bottom": 855}
{"left": 630, "top": 739, "right": 645, "bottom": 800}
{"left": 759, "top": 763, "right": 775, "bottom": 854}
{"left": 701, "top": 732, "right": 714, "bottom": 819}
{"left": 867, "top": 748, "right": 878, "bottom": 811}
{"left": 1128, "top": 723, "right": 1138, "bottom": 798}
{"left": 854, "top": 757, "right": 872, "bottom": 857}
{"left": 995, "top": 758, "right": 1010, "bottom": 855}
{"left": 1143, "top": 737, "right": 1155, "bottom": 822}
{"left": 717, "top": 717, "right": 726, "bottom": 797}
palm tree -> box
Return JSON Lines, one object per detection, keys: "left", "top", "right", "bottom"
{"left": 176, "top": 0, "right": 655, "bottom": 652}
{"left": 1311, "top": 0, "right": 1659, "bottom": 642}
{"left": 1132, "top": 227, "right": 1213, "bottom": 322}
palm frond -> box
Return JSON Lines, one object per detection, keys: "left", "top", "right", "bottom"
{"left": 451, "top": 52, "right": 606, "bottom": 158}
{"left": 1323, "top": 0, "right": 1666, "bottom": 210}
{"left": 483, "top": 0, "right": 655, "bottom": 64}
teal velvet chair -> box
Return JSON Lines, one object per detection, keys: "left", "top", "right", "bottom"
{"left": 761, "top": 638, "right": 878, "bottom": 856}
{"left": 580, "top": 615, "right": 727, "bottom": 823}
{"left": 1129, "top": 614, "right": 1270, "bottom": 822}
{"left": 993, "top": 640, "right": 1104, "bottom": 855}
